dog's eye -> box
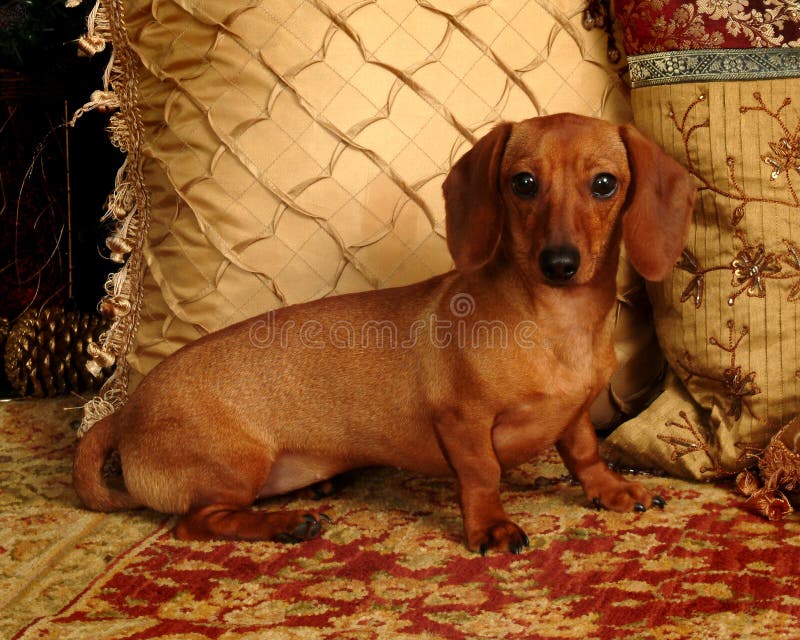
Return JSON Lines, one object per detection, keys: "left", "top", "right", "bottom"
{"left": 591, "top": 173, "right": 618, "bottom": 199}
{"left": 511, "top": 172, "right": 538, "bottom": 198}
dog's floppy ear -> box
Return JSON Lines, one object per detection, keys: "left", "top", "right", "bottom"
{"left": 443, "top": 122, "right": 513, "bottom": 273}
{"left": 619, "top": 124, "right": 697, "bottom": 281}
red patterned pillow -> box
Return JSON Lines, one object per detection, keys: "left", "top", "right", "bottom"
{"left": 616, "top": 0, "right": 800, "bottom": 54}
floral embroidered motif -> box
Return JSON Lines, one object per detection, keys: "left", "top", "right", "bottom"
{"left": 670, "top": 93, "right": 800, "bottom": 228}
{"left": 676, "top": 249, "right": 705, "bottom": 308}
{"left": 763, "top": 136, "right": 800, "bottom": 181}
{"left": 671, "top": 93, "right": 800, "bottom": 306}
{"left": 742, "top": 94, "right": 800, "bottom": 203}
{"left": 678, "top": 319, "right": 761, "bottom": 421}
{"left": 776, "top": 240, "right": 800, "bottom": 300}
{"left": 729, "top": 229, "right": 782, "bottom": 301}
{"left": 677, "top": 229, "right": 787, "bottom": 307}
{"left": 657, "top": 410, "right": 728, "bottom": 476}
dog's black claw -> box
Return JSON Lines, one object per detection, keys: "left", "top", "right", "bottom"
{"left": 509, "top": 540, "right": 524, "bottom": 555}
{"left": 308, "top": 521, "right": 322, "bottom": 539}
{"left": 479, "top": 543, "right": 488, "bottom": 556}
{"left": 275, "top": 533, "right": 297, "bottom": 544}
{"left": 591, "top": 497, "right": 603, "bottom": 510}
{"left": 634, "top": 502, "right": 646, "bottom": 513}
{"left": 652, "top": 495, "right": 667, "bottom": 509}
{"left": 287, "top": 513, "right": 327, "bottom": 541}
{"left": 289, "top": 521, "right": 311, "bottom": 541}
{"left": 508, "top": 530, "right": 529, "bottom": 554}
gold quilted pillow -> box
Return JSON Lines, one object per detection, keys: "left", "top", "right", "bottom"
{"left": 80, "top": 0, "right": 654, "bottom": 429}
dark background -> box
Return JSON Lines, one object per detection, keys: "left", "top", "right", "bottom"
{"left": 1, "top": 0, "right": 122, "bottom": 393}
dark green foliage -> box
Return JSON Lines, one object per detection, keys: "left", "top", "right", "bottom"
{"left": 0, "top": 0, "right": 88, "bottom": 72}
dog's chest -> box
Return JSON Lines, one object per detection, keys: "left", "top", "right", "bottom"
{"left": 525, "top": 317, "right": 614, "bottom": 388}
{"left": 489, "top": 328, "right": 614, "bottom": 468}
{"left": 491, "top": 394, "right": 583, "bottom": 469}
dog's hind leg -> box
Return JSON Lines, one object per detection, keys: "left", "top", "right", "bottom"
{"left": 175, "top": 504, "right": 329, "bottom": 542}
{"left": 171, "top": 459, "right": 330, "bottom": 542}
{"left": 172, "top": 455, "right": 330, "bottom": 542}
{"left": 123, "top": 425, "right": 330, "bottom": 543}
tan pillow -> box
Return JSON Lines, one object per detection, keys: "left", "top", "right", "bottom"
{"left": 80, "top": 0, "right": 653, "bottom": 430}
{"left": 602, "top": 73, "right": 800, "bottom": 479}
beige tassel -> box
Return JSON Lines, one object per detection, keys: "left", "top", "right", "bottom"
{"left": 89, "top": 89, "right": 119, "bottom": 113}
{"left": 69, "top": 90, "right": 119, "bottom": 126}
{"left": 735, "top": 469, "right": 760, "bottom": 497}
{"left": 104, "top": 267, "right": 132, "bottom": 300}
{"left": 78, "top": 0, "right": 109, "bottom": 55}
{"left": 106, "top": 236, "right": 133, "bottom": 263}
{"left": 76, "top": 0, "right": 145, "bottom": 436}
{"left": 100, "top": 296, "right": 132, "bottom": 318}
{"left": 87, "top": 341, "right": 116, "bottom": 369}
{"left": 89, "top": 2, "right": 111, "bottom": 40}
{"left": 85, "top": 359, "right": 103, "bottom": 379}
{"left": 744, "top": 489, "right": 793, "bottom": 521}
{"left": 78, "top": 393, "right": 123, "bottom": 437}
{"left": 107, "top": 112, "right": 130, "bottom": 151}
{"left": 77, "top": 33, "right": 106, "bottom": 57}
{"left": 102, "top": 161, "right": 135, "bottom": 221}
{"left": 106, "top": 199, "right": 129, "bottom": 221}
{"left": 97, "top": 324, "right": 128, "bottom": 356}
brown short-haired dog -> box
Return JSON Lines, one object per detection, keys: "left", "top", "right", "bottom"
{"left": 74, "top": 114, "right": 696, "bottom": 554}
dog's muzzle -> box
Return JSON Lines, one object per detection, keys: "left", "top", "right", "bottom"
{"left": 539, "top": 245, "right": 580, "bottom": 284}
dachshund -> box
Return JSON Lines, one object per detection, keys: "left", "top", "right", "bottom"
{"left": 74, "top": 113, "right": 696, "bottom": 554}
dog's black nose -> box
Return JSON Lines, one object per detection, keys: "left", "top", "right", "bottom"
{"left": 539, "top": 245, "right": 580, "bottom": 283}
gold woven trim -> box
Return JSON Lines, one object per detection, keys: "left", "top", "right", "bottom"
{"left": 629, "top": 48, "right": 800, "bottom": 89}
{"left": 71, "top": 0, "right": 151, "bottom": 436}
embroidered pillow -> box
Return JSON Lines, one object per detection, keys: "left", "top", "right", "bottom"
{"left": 601, "top": 1, "right": 800, "bottom": 479}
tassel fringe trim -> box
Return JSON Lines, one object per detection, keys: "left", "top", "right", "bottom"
{"left": 69, "top": 0, "right": 151, "bottom": 437}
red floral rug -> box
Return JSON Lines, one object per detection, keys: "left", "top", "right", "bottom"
{"left": 4, "top": 399, "right": 800, "bottom": 639}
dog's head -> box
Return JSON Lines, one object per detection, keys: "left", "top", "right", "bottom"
{"left": 442, "top": 113, "right": 697, "bottom": 285}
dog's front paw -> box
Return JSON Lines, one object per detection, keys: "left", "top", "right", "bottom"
{"left": 468, "top": 520, "right": 530, "bottom": 555}
{"left": 589, "top": 479, "right": 666, "bottom": 513}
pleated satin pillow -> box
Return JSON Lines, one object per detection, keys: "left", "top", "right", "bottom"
{"left": 79, "top": 0, "right": 661, "bottom": 432}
